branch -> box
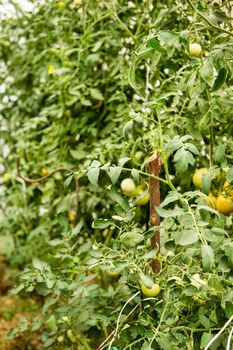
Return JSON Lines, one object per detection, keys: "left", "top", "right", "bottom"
{"left": 186, "top": 0, "right": 233, "bottom": 37}
{"left": 148, "top": 150, "right": 163, "bottom": 273}
{"left": 16, "top": 158, "right": 72, "bottom": 184}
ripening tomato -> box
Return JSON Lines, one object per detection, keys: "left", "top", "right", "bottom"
{"left": 141, "top": 283, "right": 161, "bottom": 297}
{"left": 215, "top": 194, "right": 233, "bottom": 215}
{"left": 120, "top": 178, "right": 137, "bottom": 196}
{"left": 135, "top": 187, "right": 150, "bottom": 206}
{"left": 2, "top": 173, "right": 9, "bottom": 182}
{"left": 192, "top": 168, "right": 208, "bottom": 188}
{"left": 189, "top": 43, "right": 202, "bottom": 57}
{"left": 41, "top": 168, "right": 49, "bottom": 176}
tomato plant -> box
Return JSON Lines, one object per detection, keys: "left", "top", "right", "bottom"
{"left": 0, "top": 1, "right": 233, "bottom": 350}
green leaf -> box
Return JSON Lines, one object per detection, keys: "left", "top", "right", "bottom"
{"left": 139, "top": 273, "right": 153, "bottom": 288}
{"left": 200, "top": 333, "right": 213, "bottom": 349}
{"left": 128, "top": 62, "right": 140, "bottom": 90}
{"left": 107, "top": 186, "right": 130, "bottom": 212}
{"left": 175, "top": 229, "right": 199, "bottom": 246}
{"left": 213, "top": 144, "right": 226, "bottom": 165}
{"left": 226, "top": 168, "right": 233, "bottom": 183}
{"left": 160, "top": 191, "right": 181, "bottom": 207}
{"left": 108, "top": 167, "right": 122, "bottom": 184}
{"left": 48, "top": 239, "right": 63, "bottom": 246}
{"left": 57, "top": 212, "right": 69, "bottom": 229}
{"left": 87, "top": 168, "right": 99, "bottom": 185}
{"left": 120, "top": 231, "right": 144, "bottom": 246}
{"left": 123, "top": 120, "right": 133, "bottom": 139}
{"left": 92, "top": 219, "right": 115, "bottom": 229}
{"left": 156, "top": 206, "right": 184, "bottom": 218}
{"left": 71, "top": 218, "right": 83, "bottom": 237}
{"left": 174, "top": 147, "right": 195, "bottom": 174}
{"left": 199, "top": 58, "right": 214, "bottom": 86}
{"left": 90, "top": 88, "right": 104, "bottom": 100}
{"left": 32, "top": 258, "right": 50, "bottom": 271}
{"left": 131, "top": 168, "right": 139, "bottom": 183}
{"left": 201, "top": 244, "right": 214, "bottom": 272}
{"left": 118, "top": 157, "right": 131, "bottom": 166}
{"left": 201, "top": 172, "right": 211, "bottom": 195}
{"left": 64, "top": 174, "right": 74, "bottom": 190}
{"left": 212, "top": 67, "right": 227, "bottom": 92}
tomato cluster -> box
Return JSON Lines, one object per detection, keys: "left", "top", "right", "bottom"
{"left": 193, "top": 168, "right": 233, "bottom": 215}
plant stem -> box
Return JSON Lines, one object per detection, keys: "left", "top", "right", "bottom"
{"left": 186, "top": 0, "right": 233, "bottom": 37}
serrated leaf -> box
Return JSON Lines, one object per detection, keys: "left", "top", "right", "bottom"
{"left": 199, "top": 58, "right": 214, "bottom": 86}
{"left": 64, "top": 174, "right": 74, "bottom": 190}
{"left": 139, "top": 273, "right": 153, "bottom": 288}
{"left": 92, "top": 219, "right": 114, "bottom": 229}
{"left": 156, "top": 206, "right": 184, "bottom": 218}
{"left": 160, "top": 191, "right": 181, "bottom": 207}
{"left": 200, "top": 333, "right": 213, "bottom": 349}
{"left": 71, "top": 218, "right": 83, "bottom": 237}
{"left": 175, "top": 229, "right": 199, "bottom": 246}
{"left": 201, "top": 244, "right": 214, "bottom": 272}
{"left": 108, "top": 167, "right": 122, "bottom": 184}
{"left": 87, "top": 168, "right": 99, "bottom": 185}
{"left": 185, "top": 143, "right": 199, "bottom": 155}
{"left": 131, "top": 168, "right": 139, "bottom": 183}
{"left": 90, "top": 88, "right": 104, "bottom": 100}
{"left": 120, "top": 231, "right": 144, "bottom": 246}
{"left": 123, "top": 120, "right": 133, "bottom": 139}
{"left": 32, "top": 258, "right": 49, "bottom": 271}
{"left": 226, "top": 168, "right": 233, "bottom": 183}
{"left": 57, "top": 212, "right": 69, "bottom": 229}
{"left": 118, "top": 157, "right": 131, "bottom": 166}
{"left": 201, "top": 172, "right": 211, "bottom": 195}
{"left": 213, "top": 144, "right": 226, "bottom": 165}
{"left": 90, "top": 160, "right": 101, "bottom": 168}
{"left": 48, "top": 239, "right": 63, "bottom": 246}
{"left": 128, "top": 62, "right": 140, "bottom": 90}
{"left": 212, "top": 67, "right": 227, "bottom": 92}
{"left": 107, "top": 186, "right": 130, "bottom": 212}
{"left": 174, "top": 147, "right": 195, "bottom": 174}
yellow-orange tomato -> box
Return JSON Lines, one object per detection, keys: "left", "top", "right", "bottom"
{"left": 2, "top": 173, "right": 9, "bottom": 182}
{"left": 41, "top": 168, "right": 49, "bottom": 176}
{"left": 192, "top": 168, "right": 208, "bottom": 188}
{"left": 215, "top": 194, "right": 233, "bottom": 215}
{"left": 48, "top": 65, "right": 55, "bottom": 74}
{"left": 58, "top": 1, "right": 65, "bottom": 7}
{"left": 141, "top": 283, "right": 161, "bottom": 297}
{"left": 205, "top": 193, "right": 216, "bottom": 208}
{"left": 135, "top": 187, "right": 150, "bottom": 206}
{"left": 68, "top": 211, "right": 76, "bottom": 222}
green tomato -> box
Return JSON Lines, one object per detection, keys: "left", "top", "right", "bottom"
{"left": 120, "top": 178, "right": 137, "bottom": 196}
{"left": 141, "top": 283, "right": 161, "bottom": 297}
{"left": 189, "top": 43, "right": 202, "bottom": 57}
{"left": 134, "top": 151, "right": 145, "bottom": 162}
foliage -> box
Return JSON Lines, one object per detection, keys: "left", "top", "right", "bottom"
{"left": 0, "top": 0, "right": 233, "bottom": 349}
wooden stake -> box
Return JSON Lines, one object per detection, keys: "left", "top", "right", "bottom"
{"left": 148, "top": 150, "right": 162, "bottom": 273}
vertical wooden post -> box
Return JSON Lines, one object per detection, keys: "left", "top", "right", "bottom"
{"left": 148, "top": 150, "right": 162, "bottom": 273}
